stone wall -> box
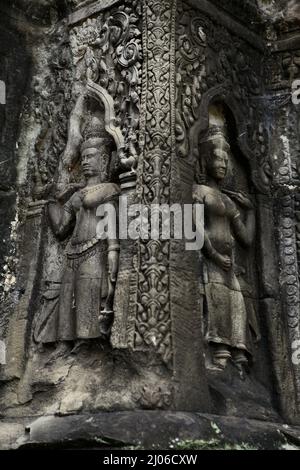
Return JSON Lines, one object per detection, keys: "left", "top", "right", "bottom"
{"left": 0, "top": 0, "right": 300, "bottom": 439}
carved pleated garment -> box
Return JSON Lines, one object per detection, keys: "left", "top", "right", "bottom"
{"left": 202, "top": 258, "right": 257, "bottom": 354}
{"left": 34, "top": 183, "right": 120, "bottom": 343}
{"left": 57, "top": 245, "right": 108, "bottom": 340}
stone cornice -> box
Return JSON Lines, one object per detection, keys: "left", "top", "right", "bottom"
{"left": 187, "top": 0, "right": 265, "bottom": 52}
{"left": 68, "top": 0, "right": 122, "bottom": 25}
{"left": 272, "top": 33, "right": 300, "bottom": 53}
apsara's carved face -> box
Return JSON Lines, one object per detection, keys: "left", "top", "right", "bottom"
{"left": 206, "top": 136, "right": 230, "bottom": 182}
{"left": 81, "top": 147, "right": 102, "bottom": 177}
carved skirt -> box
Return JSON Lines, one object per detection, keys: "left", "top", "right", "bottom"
{"left": 34, "top": 243, "right": 108, "bottom": 343}
{"left": 202, "top": 258, "right": 255, "bottom": 354}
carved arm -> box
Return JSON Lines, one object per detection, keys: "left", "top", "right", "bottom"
{"left": 48, "top": 200, "right": 75, "bottom": 241}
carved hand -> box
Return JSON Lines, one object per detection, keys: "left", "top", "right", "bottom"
{"left": 56, "top": 183, "right": 84, "bottom": 204}
{"left": 229, "top": 191, "right": 254, "bottom": 210}
{"left": 33, "top": 182, "right": 55, "bottom": 202}
{"left": 214, "top": 254, "right": 232, "bottom": 272}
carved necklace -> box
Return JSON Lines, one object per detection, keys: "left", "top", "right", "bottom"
{"left": 80, "top": 183, "right": 105, "bottom": 199}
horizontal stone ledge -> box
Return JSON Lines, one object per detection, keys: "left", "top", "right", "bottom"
{"left": 272, "top": 34, "right": 300, "bottom": 53}
{"left": 68, "top": 0, "right": 122, "bottom": 26}
{"left": 187, "top": 0, "right": 265, "bottom": 53}
{"left": 1, "top": 411, "right": 300, "bottom": 450}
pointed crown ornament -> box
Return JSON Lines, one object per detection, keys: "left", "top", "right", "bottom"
{"left": 81, "top": 116, "right": 114, "bottom": 153}
{"left": 199, "top": 125, "right": 229, "bottom": 147}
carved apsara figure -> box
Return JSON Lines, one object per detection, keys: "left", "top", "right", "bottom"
{"left": 193, "top": 126, "right": 258, "bottom": 376}
{"left": 34, "top": 117, "right": 120, "bottom": 346}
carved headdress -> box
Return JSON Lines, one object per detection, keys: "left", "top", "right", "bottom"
{"left": 199, "top": 125, "right": 229, "bottom": 146}
{"left": 81, "top": 115, "right": 114, "bottom": 153}
{"left": 196, "top": 125, "right": 230, "bottom": 184}
{"left": 80, "top": 115, "right": 115, "bottom": 181}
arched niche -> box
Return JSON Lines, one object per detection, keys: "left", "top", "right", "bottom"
{"left": 192, "top": 97, "right": 274, "bottom": 402}
{"left": 189, "top": 84, "right": 269, "bottom": 194}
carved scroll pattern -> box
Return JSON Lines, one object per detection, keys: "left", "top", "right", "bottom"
{"left": 278, "top": 195, "right": 300, "bottom": 398}
{"left": 68, "top": 0, "right": 142, "bottom": 170}
{"left": 175, "top": 2, "right": 207, "bottom": 161}
{"left": 175, "top": 2, "right": 274, "bottom": 195}
{"left": 27, "top": 26, "right": 74, "bottom": 198}
{"left": 26, "top": 1, "right": 142, "bottom": 196}
{"left": 134, "top": 0, "right": 177, "bottom": 366}
{"left": 296, "top": 194, "right": 300, "bottom": 281}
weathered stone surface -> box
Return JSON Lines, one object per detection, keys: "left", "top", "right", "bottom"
{"left": 1, "top": 411, "right": 300, "bottom": 450}
{"left": 1, "top": 0, "right": 300, "bottom": 449}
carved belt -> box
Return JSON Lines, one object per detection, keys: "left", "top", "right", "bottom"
{"left": 67, "top": 237, "right": 105, "bottom": 258}
{"left": 66, "top": 241, "right": 108, "bottom": 271}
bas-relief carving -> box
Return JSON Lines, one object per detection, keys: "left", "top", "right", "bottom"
{"left": 0, "top": 1, "right": 145, "bottom": 412}
{"left": 133, "top": 0, "right": 177, "bottom": 367}
{"left": 1, "top": 0, "right": 300, "bottom": 423}
{"left": 176, "top": 3, "right": 265, "bottom": 382}
{"left": 40, "top": 6, "right": 143, "bottom": 357}
{"left": 193, "top": 109, "right": 260, "bottom": 380}
{"left": 30, "top": 0, "right": 143, "bottom": 353}
{"left": 175, "top": 4, "right": 297, "bottom": 411}
{"left": 264, "top": 28, "right": 300, "bottom": 410}
{"left": 34, "top": 115, "right": 121, "bottom": 347}
{"left": 176, "top": 0, "right": 273, "bottom": 196}
{"left": 68, "top": 1, "right": 142, "bottom": 174}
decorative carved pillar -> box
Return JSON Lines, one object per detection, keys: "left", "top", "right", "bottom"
{"left": 0, "top": 0, "right": 211, "bottom": 414}
{"left": 113, "top": 0, "right": 211, "bottom": 411}
{"left": 4, "top": 0, "right": 300, "bottom": 430}
{"left": 257, "top": 194, "right": 299, "bottom": 422}
{"left": 265, "top": 18, "right": 300, "bottom": 419}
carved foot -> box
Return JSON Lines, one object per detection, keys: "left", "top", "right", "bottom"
{"left": 70, "top": 340, "right": 90, "bottom": 355}
{"left": 233, "top": 363, "right": 247, "bottom": 381}
{"left": 45, "top": 341, "right": 73, "bottom": 365}
{"left": 98, "top": 310, "right": 114, "bottom": 340}
{"left": 231, "top": 349, "right": 249, "bottom": 381}
{"left": 212, "top": 357, "right": 228, "bottom": 370}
